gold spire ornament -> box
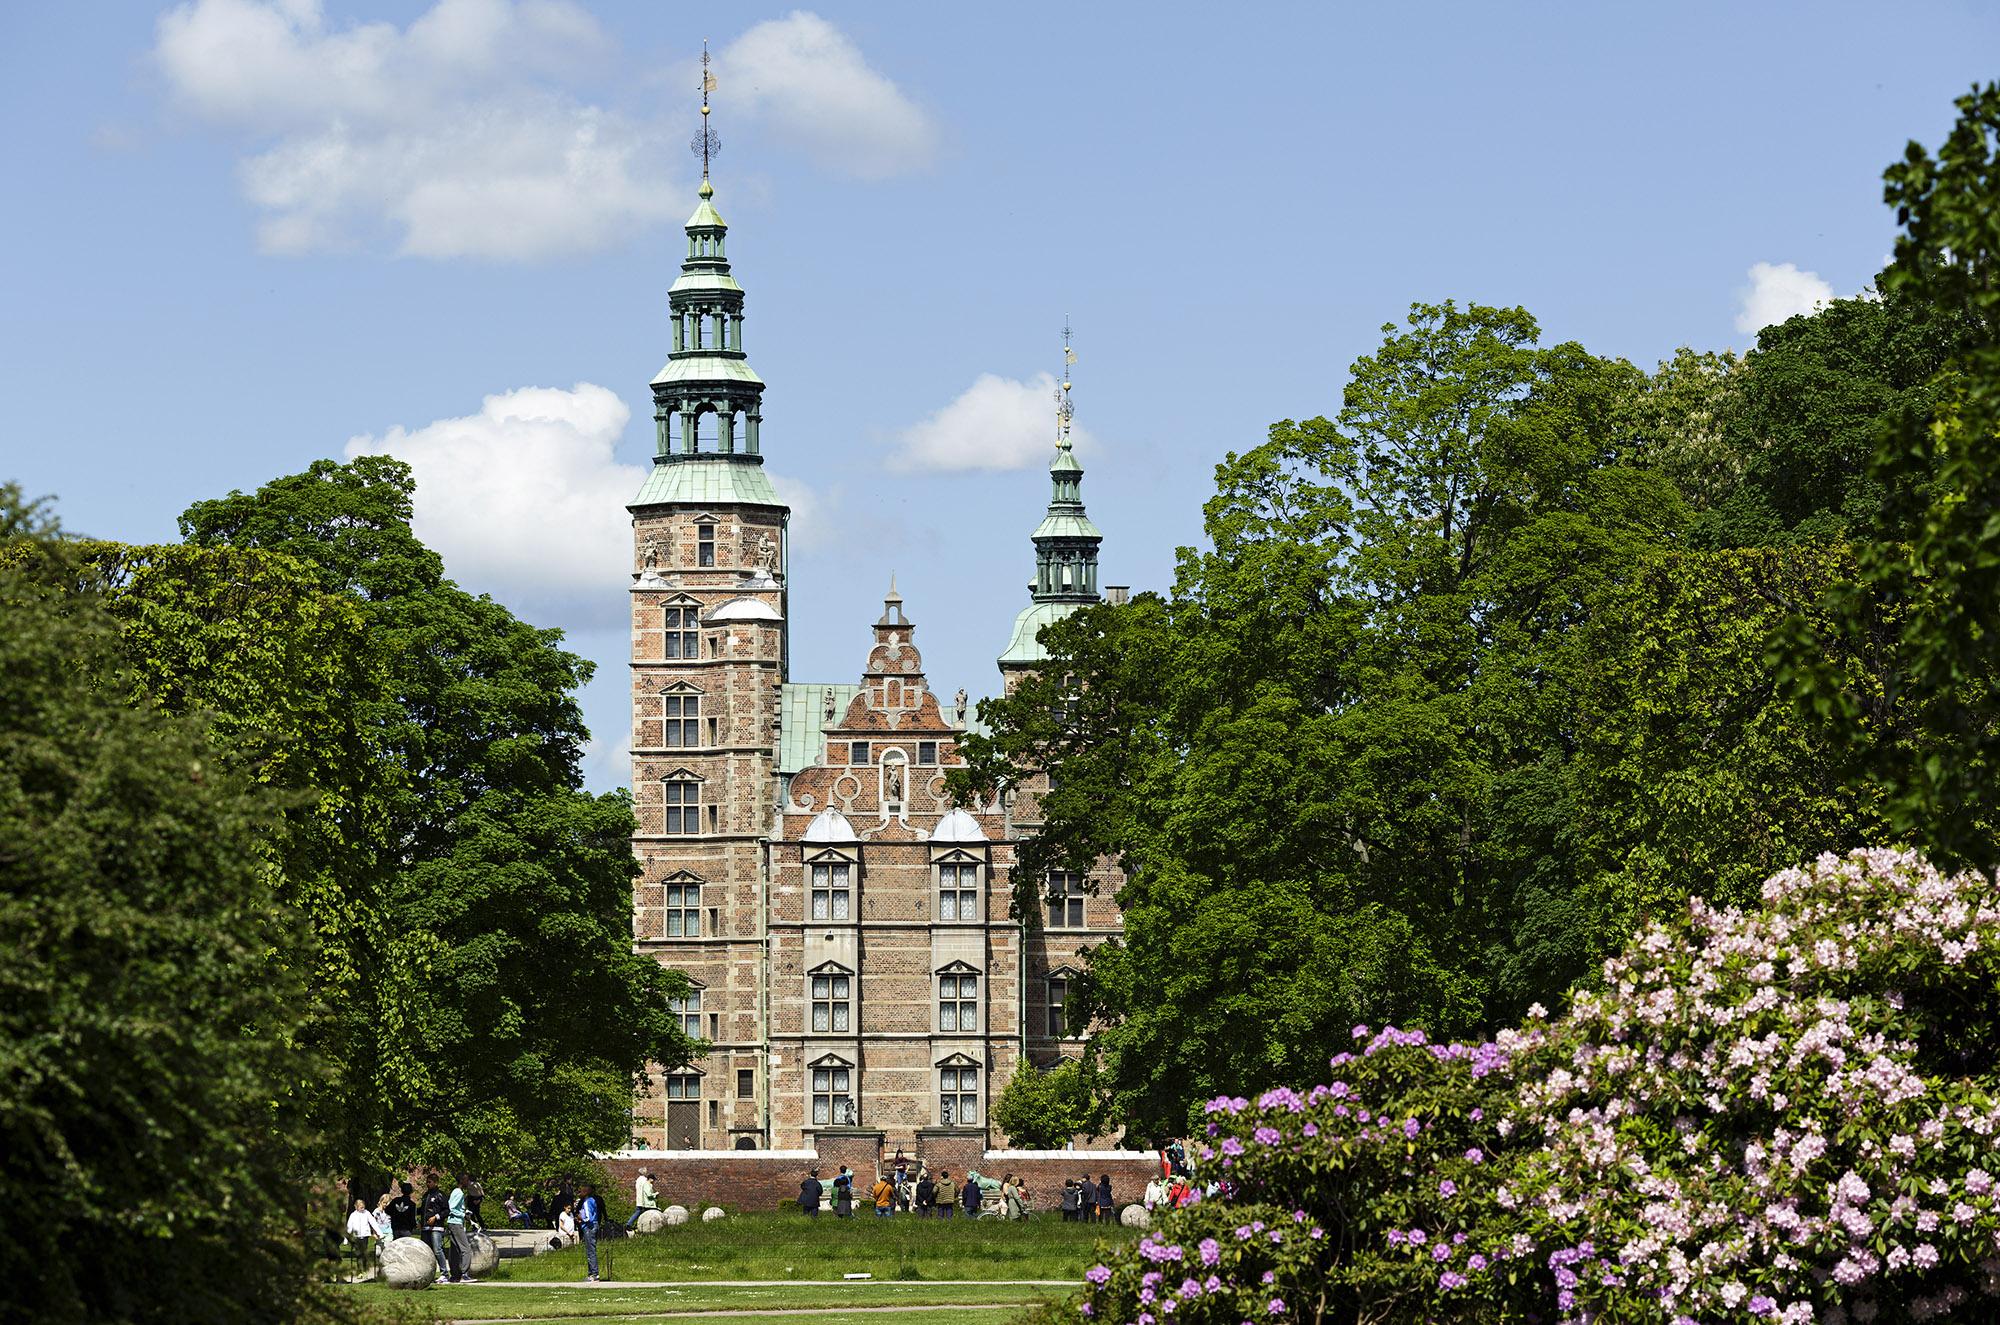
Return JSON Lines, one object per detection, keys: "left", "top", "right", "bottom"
{"left": 691, "top": 39, "right": 721, "bottom": 180}
{"left": 1055, "top": 317, "right": 1076, "bottom": 448}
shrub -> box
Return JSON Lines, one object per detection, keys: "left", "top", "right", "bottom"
{"left": 1054, "top": 850, "right": 2000, "bottom": 1324}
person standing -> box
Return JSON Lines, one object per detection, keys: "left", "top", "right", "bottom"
{"left": 832, "top": 1165, "right": 854, "bottom": 1217}
{"left": 465, "top": 1176, "right": 485, "bottom": 1225}
{"left": 1095, "top": 1174, "right": 1115, "bottom": 1224}
{"left": 577, "top": 1182, "right": 603, "bottom": 1282}
{"left": 447, "top": 1175, "right": 476, "bottom": 1283}
{"left": 915, "top": 1169, "right": 936, "bottom": 1218}
{"left": 798, "top": 1167, "right": 824, "bottom": 1216}
{"left": 933, "top": 1171, "right": 955, "bottom": 1220}
{"left": 344, "top": 1198, "right": 377, "bottom": 1281}
{"left": 1144, "top": 1174, "right": 1168, "bottom": 1211}
{"left": 870, "top": 1171, "right": 894, "bottom": 1217}
{"left": 557, "top": 1203, "right": 577, "bottom": 1242}
{"left": 1060, "top": 1180, "right": 1079, "bottom": 1222}
{"left": 961, "top": 1170, "right": 983, "bottom": 1218}
{"left": 627, "top": 1169, "right": 659, "bottom": 1230}
{"left": 421, "top": 1179, "right": 453, "bottom": 1283}
{"left": 370, "top": 1193, "right": 394, "bottom": 1245}
{"left": 1003, "top": 1174, "right": 1027, "bottom": 1220}
{"left": 1076, "top": 1174, "right": 1097, "bottom": 1225}
{"left": 388, "top": 1182, "right": 419, "bottom": 1240}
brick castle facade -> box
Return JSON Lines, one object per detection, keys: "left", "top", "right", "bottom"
{"left": 625, "top": 171, "right": 1126, "bottom": 1154}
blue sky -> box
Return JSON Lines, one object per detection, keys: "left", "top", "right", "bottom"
{"left": 4, "top": 1, "right": 1994, "bottom": 791}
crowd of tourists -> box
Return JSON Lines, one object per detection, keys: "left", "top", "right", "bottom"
{"left": 340, "top": 1172, "right": 615, "bottom": 1284}
{"left": 794, "top": 1161, "right": 1122, "bottom": 1220}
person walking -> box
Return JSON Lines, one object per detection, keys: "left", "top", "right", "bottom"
{"left": 933, "top": 1171, "right": 955, "bottom": 1220}
{"left": 870, "top": 1171, "right": 894, "bottom": 1217}
{"left": 1095, "top": 1174, "right": 1115, "bottom": 1224}
{"left": 798, "top": 1167, "right": 824, "bottom": 1216}
{"left": 577, "top": 1182, "right": 603, "bottom": 1282}
{"left": 832, "top": 1165, "right": 854, "bottom": 1217}
{"left": 627, "top": 1169, "right": 659, "bottom": 1230}
{"left": 344, "top": 1198, "right": 377, "bottom": 1281}
{"left": 420, "top": 1179, "right": 453, "bottom": 1283}
{"left": 915, "top": 1169, "right": 936, "bottom": 1218}
{"left": 447, "top": 1175, "right": 477, "bottom": 1283}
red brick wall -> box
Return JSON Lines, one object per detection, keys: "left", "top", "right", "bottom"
{"left": 601, "top": 1152, "right": 818, "bottom": 1214}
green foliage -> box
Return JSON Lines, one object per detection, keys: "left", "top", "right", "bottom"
{"left": 991, "top": 1057, "right": 1107, "bottom": 1149}
{"left": 158, "top": 456, "right": 700, "bottom": 1177}
{"left": 1783, "top": 82, "right": 2000, "bottom": 871}
{"left": 0, "top": 485, "right": 343, "bottom": 1324}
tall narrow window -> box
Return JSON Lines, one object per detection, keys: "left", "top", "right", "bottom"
{"left": 665, "top": 880, "right": 700, "bottom": 936}
{"left": 664, "top": 693, "right": 700, "bottom": 747}
{"left": 669, "top": 990, "right": 702, "bottom": 1038}
{"left": 1047, "top": 871, "right": 1086, "bottom": 928}
{"left": 940, "top": 1066, "right": 978, "bottom": 1125}
{"left": 1048, "top": 976, "right": 1070, "bottom": 1038}
{"left": 697, "top": 523, "right": 715, "bottom": 567}
{"left": 736, "top": 1068, "right": 754, "bottom": 1099}
{"left": 665, "top": 1073, "right": 701, "bottom": 1150}
{"left": 664, "top": 780, "right": 700, "bottom": 835}
{"left": 938, "top": 972, "right": 977, "bottom": 1033}
{"left": 810, "top": 862, "right": 851, "bottom": 921}
{"left": 811, "top": 972, "right": 851, "bottom": 1033}
{"left": 811, "top": 1064, "right": 853, "bottom": 1126}
{"left": 938, "top": 863, "right": 980, "bottom": 922}
{"left": 664, "top": 607, "right": 699, "bottom": 659}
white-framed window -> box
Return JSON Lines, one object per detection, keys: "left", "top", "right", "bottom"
{"left": 664, "top": 693, "right": 700, "bottom": 747}
{"left": 940, "top": 1065, "right": 978, "bottom": 1125}
{"left": 938, "top": 863, "right": 980, "bottom": 922}
{"left": 938, "top": 971, "right": 978, "bottom": 1033}
{"left": 664, "top": 780, "right": 700, "bottom": 835}
{"left": 664, "top": 606, "right": 699, "bottom": 659}
{"left": 669, "top": 988, "right": 702, "bottom": 1038}
{"left": 666, "top": 1073, "right": 700, "bottom": 1101}
{"left": 1048, "top": 975, "right": 1071, "bottom": 1038}
{"left": 665, "top": 879, "right": 701, "bottom": 936}
{"left": 811, "top": 862, "right": 852, "bottom": 921}
{"left": 811, "top": 971, "right": 852, "bottom": 1033}
{"left": 811, "top": 1062, "right": 854, "bottom": 1126}
{"left": 1047, "top": 871, "right": 1086, "bottom": 928}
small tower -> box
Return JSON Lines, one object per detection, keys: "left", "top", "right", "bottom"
{"left": 999, "top": 324, "right": 1104, "bottom": 682}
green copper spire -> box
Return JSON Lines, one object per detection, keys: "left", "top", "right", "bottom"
{"left": 1000, "top": 324, "right": 1104, "bottom": 665}
{"left": 634, "top": 46, "right": 777, "bottom": 511}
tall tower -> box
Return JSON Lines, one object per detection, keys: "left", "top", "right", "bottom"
{"left": 628, "top": 58, "right": 789, "bottom": 1150}
{"left": 998, "top": 327, "right": 1104, "bottom": 686}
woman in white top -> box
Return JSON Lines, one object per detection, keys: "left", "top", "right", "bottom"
{"left": 344, "top": 1199, "right": 378, "bottom": 1281}
{"left": 558, "top": 1206, "right": 578, "bottom": 1241}
{"left": 1143, "top": 1176, "right": 1169, "bottom": 1210}
{"left": 370, "top": 1193, "right": 394, "bottom": 1241}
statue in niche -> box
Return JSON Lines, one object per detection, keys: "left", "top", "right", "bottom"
{"left": 754, "top": 533, "right": 780, "bottom": 577}
{"left": 884, "top": 762, "right": 903, "bottom": 803}
{"left": 823, "top": 687, "right": 836, "bottom": 722}
{"left": 641, "top": 537, "right": 661, "bottom": 571}
{"left": 953, "top": 688, "right": 968, "bottom": 727}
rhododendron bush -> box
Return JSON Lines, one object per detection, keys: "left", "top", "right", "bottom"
{"left": 1050, "top": 851, "right": 2000, "bottom": 1324}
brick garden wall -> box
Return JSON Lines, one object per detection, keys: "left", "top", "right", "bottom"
{"left": 598, "top": 1144, "right": 1162, "bottom": 1216}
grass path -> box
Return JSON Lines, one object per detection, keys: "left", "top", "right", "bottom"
{"left": 346, "top": 1276, "right": 1067, "bottom": 1322}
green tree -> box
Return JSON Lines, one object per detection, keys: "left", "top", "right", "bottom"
{"left": 1784, "top": 82, "right": 2000, "bottom": 870}
{"left": 175, "top": 457, "right": 699, "bottom": 1176}
{"left": 990, "top": 1057, "right": 1106, "bottom": 1149}
{"left": 0, "top": 486, "right": 336, "bottom": 1324}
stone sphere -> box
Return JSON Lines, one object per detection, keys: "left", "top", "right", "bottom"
{"left": 701, "top": 1206, "right": 726, "bottom": 1222}
{"left": 1120, "top": 1204, "right": 1151, "bottom": 1229}
{"left": 635, "top": 1208, "right": 668, "bottom": 1234}
{"left": 663, "top": 1204, "right": 691, "bottom": 1226}
{"left": 378, "top": 1236, "right": 437, "bottom": 1289}
{"left": 467, "top": 1231, "right": 499, "bottom": 1277}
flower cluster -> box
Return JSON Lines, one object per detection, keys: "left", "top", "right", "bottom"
{"left": 1055, "top": 850, "right": 2000, "bottom": 1325}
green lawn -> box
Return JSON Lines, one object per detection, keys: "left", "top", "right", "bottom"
{"left": 336, "top": 1213, "right": 1129, "bottom": 1323}
{"left": 485, "top": 1212, "right": 1132, "bottom": 1283}
{"left": 344, "top": 1280, "right": 1057, "bottom": 1321}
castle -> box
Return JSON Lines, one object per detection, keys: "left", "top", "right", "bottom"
{"left": 624, "top": 166, "right": 1125, "bottom": 1153}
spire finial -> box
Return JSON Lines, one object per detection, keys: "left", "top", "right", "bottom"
{"left": 692, "top": 38, "right": 721, "bottom": 187}
{"left": 1055, "top": 316, "right": 1076, "bottom": 450}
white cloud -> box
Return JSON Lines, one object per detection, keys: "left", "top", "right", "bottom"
{"left": 1735, "top": 261, "right": 1835, "bottom": 334}
{"left": 716, "top": 12, "right": 938, "bottom": 179}
{"left": 153, "top": 0, "right": 678, "bottom": 258}
{"left": 345, "top": 382, "right": 640, "bottom": 618}
{"left": 889, "top": 372, "right": 1096, "bottom": 473}
{"left": 345, "top": 382, "right": 818, "bottom": 625}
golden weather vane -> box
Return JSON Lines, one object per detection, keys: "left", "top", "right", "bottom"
{"left": 692, "top": 38, "right": 721, "bottom": 179}
{"left": 1056, "top": 316, "right": 1076, "bottom": 447}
